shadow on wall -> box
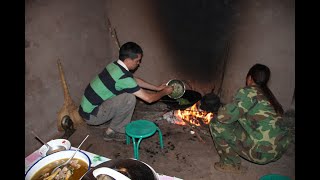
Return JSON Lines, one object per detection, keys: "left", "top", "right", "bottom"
{"left": 153, "top": 0, "right": 236, "bottom": 83}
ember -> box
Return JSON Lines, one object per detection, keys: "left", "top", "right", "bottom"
{"left": 163, "top": 101, "right": 214, "bottom": 126}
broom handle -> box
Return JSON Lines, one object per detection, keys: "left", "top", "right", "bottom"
{"left": 57, "top": 59, "right": 73, "bottom": 104}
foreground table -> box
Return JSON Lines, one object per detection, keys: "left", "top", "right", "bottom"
{"left": 25, "top": 147, "right": 183, "bottom": 180}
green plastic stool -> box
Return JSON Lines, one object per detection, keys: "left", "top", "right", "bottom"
{"left": 125, "top": 119, "right": 164, "bottom": 159}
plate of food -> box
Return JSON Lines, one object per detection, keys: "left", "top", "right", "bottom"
{"left": 25, "top": 150, "right": 91, "bottom": 180}
{"left": 166, "top": 79, "right": 186, "bottom": 99}
{"left": 38, "top": 139, "right": 71, "bottom": 157}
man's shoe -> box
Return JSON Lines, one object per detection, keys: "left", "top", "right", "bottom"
{"left": 103, "top": 130, "right": 126, "bottom": 142}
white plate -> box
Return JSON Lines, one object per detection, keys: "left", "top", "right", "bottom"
{"left": 38, "top": 139, "right": 71, "bottom": 157}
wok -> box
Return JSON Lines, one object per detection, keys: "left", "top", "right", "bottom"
{"left": 82, "top": 158, "right": 158, "bottom": 180}
{"left": 161, "top": 90, "right": 202, "bottom": 110}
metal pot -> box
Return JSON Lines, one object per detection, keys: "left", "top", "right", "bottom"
{"left": 166, "top": 79, "right": 186, "bottom": 99}
{"left": 199, "top": 92, "right": 221, "bottom": 113}
{"left": 82, "top": 158, "right": 159, "bottom": 180}
{"left": 161, "top": 90, "right": 202, "bottom": 110}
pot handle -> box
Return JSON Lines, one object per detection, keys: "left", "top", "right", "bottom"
{"left": 92, "top": 167, "right": 131, "bottom": 180}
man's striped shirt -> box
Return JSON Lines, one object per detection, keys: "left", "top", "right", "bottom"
{"left": 79, "top": 61, "right": 140, "bottom": 120}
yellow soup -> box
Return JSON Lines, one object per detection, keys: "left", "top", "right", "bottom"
{"left": 31, "top": 158, "right": 88, "bottom": 180}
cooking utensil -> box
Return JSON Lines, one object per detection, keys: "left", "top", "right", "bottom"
{"left": 161, "top": 90, "right": 202, "bottom": 110}
{"left": 200, "top": 91, "right": 221, "bottom": 113}
{"left": 82, "top": 158, "right": 159, "bottom": 180}
{"left": 166, "top": 79, "right": 186, "bottom": 99}
{"left": 51, "top": 134, "right": 89, "bottom": 174}
{"left": 31, "top": 131, "right": 66, "bottom": 156}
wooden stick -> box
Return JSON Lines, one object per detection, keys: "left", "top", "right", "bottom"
{"left": 57, "top": 59, "right": 74, "bottom": 105}
{"left": 106, "top": 17, "right": 121, "bottom": 50}
{"left": 180, "top": 118, "right": 205, "bottom": 144}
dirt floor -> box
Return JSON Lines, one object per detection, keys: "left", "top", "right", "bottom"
{"left": 60, "top": 100, "right": 295, "bottom": 180}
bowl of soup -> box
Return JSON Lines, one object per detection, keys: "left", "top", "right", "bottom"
{"left": 25, "top": 150, "right": 91, "bottom": 180}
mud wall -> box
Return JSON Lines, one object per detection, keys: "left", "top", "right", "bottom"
{"left": 219, "top": 0, "right": 295, "bottom": 109}
{"left": 25, "top": 0, "right": 294, "bottom": 156}
{"left": 25, "top": 0, "right": 111, "bottom": 156}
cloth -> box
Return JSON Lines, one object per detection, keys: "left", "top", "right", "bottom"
{"left": 209, "top": 85, "right": 290, "bottom": 166}
{"left": 79, "top": 61, "right": 140, "bottom": 120}
{"left": 86, "top": 93, "right": 136, "bottom": 133}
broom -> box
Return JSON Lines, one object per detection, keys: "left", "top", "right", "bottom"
{"left": 56, "top": 59, "right": 84, "bottom": 131}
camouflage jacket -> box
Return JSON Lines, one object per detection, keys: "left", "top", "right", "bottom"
{"left": 216, "top": 85, "right": 288, "bottom": 153}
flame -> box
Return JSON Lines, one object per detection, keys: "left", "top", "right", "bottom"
{"left": 175, "top": 101, "right": 214, "bottom": 126}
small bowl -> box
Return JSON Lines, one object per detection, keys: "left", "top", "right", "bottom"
{"left": 25, "top": 150, "right": 91, "bottom": 180}
{"left": 166, "top": 79, "right": 186, "bottom": 99}
{"left": 38, "top": 139, "right": 71, "bottom": 157}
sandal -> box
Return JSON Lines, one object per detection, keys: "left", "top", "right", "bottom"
{"left": 214, "top": 162, "right": 248, "bottom": 174}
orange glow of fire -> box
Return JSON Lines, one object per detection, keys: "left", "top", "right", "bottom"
{"left": 175, "top": 102, "right": 214, "bottom": 126}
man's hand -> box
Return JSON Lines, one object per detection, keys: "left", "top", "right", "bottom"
{"left": 163, "top": 85, "right": 174, "bottom": 95}
{"left": 133, "top": 85, "right": 173, "bottom": 103}
{"left": 157, "top": 83, "right": 167, "bottom": 91}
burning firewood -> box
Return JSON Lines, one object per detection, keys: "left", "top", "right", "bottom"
{"left": 163, "top": 111, "right": 205, "bottom": 143}
{"left": 56, "top": 59, "right": 85, "bottom": 131}
{"left": 163, "top": 101, "right": 215, "bottom": 143}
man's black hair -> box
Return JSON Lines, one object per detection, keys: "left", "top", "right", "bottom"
{"left": 119, "top": 42, "right": 143, "bottom": 61}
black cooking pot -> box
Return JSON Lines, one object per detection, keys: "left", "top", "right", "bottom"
{"left": 199, "top": 92, "right": 221, "bottom": 113}
{"left": 161, "top": 90, "right": 202, "bottom": 110}
{"left": 82, "top": 158, "right": 158, "bottom": 180}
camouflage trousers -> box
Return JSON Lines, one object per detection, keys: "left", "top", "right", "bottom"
{"left": 209, "top": 118, "right": 290, "bottom": 166}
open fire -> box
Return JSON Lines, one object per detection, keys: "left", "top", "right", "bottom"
{"left": 163, "top": 101, "right": 214, "bottom": 127}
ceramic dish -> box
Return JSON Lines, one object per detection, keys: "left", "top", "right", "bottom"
{"left": 25, "top": 150, "right": 91, "bottom": 180}
{"left": 166, "top": 79, "right": 186, "bottom": 99}
{"left": 38, "top": 139, "right": 71, "bottom": 157}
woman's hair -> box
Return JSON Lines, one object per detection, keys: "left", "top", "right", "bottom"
{"left": 247, "top": 64, "right": 284, "bottom": 115}
{"left": 119, "top": 42, "right": 143, "bottom": 61}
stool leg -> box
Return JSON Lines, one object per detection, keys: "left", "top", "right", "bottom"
{"left": 135, "top": 138, "right": 143, "bottom": 160}
{"left": 132, "top": 137, "right": 137, "bottom": 159}
{"left": 126, "top": 134, "right": 130, "bottom": 145}
{"left": 157, "top": 128, "right": 164, "bottom": 149}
